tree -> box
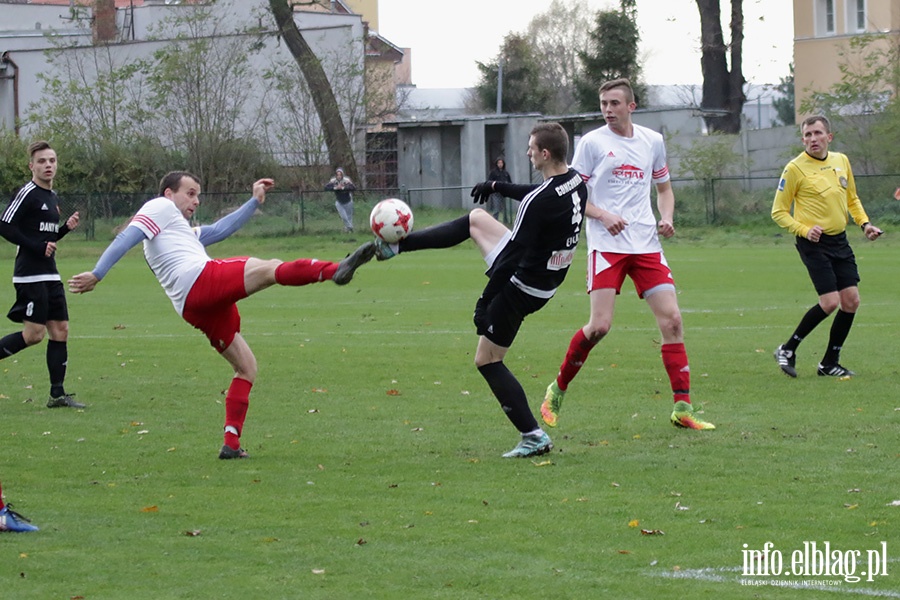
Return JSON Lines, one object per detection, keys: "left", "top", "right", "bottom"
{"left": 268, "top": 0, "right": 359, "bottom": 184}
{"left": 574, "top": 0, "right": 644, "bottom": 112}
{"left": 525, "top": 0, "right": 593, "bottom": 114}
{"left": 474, "top": 33, "right": 551, "bottom": 114}
{"left": 799, "top": 34, "right": 900, "bottom": 174}
{"left": 695, "top": 0, "right": 746, "bottom": 133}
{"left": 772, "top": 63, "right": 795, "bottom": 126}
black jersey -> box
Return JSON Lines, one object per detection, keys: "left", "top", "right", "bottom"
{"left": 488, "top": 168, "right": 588, "bottom": 298}
{"left": 0, "top": 181, "right": 65, "bottom": 283}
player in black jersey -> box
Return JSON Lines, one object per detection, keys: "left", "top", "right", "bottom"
{"left": 357, "top": 123, "right": 588, "bottom": 457}
{"left": 0, "top": 141, "right": 82, "bottom": 409}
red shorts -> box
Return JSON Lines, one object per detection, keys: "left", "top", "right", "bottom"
{"left": 588, "top": 251, "right": 674, "bottom": 298}
{"left": 182, "top": 258, "right": 249, "bottom": 352}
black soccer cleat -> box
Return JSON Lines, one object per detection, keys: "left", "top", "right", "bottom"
{"left": 773, "top": 345, "right": 797, "bottom": 378}
{"left": 333, "top": 242, "right": 376, "bottom": 285}
{"left": 218, "top": 445, "right": 249, "bottom": 459}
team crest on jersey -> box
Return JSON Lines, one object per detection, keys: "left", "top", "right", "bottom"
{"left": 778, "top": 178, "right": 786, "bottom": 191}
{"left": 612, "top": 164, "right": 644, "bottom": 180}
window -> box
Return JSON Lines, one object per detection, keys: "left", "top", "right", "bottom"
{"left": 815, "top": 0, "right": 836, "bottom": 36}
{"left": 851, "top": 0, "right": 866, "bottom": 31}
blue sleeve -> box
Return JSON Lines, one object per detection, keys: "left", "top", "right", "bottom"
{"left": 197, "top": 198, "right": 259, "bottom": 246}
{"left": 92, "top": 225, "right": 147, "bottom": 281}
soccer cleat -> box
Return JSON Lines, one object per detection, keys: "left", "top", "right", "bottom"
{"left": 540, "top": 381, "right": 565, "bottom": 428}
{"left": 773, "top": 345, "right": 797, "bottom": 378}
{"left": 502, "top": 432, "right": 553, "bottom": 458}
{"left": 0, "top": 506, "right": 39, "bottom": 532}
{"left": 332, "top": 241, "right": 376, "bottom": 285}
{"left": 373, "top": 238, "right": 396, "bottom": 261}
{"left": 46, "top": 393, "right": 85, "bottom": 409}
{"left": 218, "top": 445, "right": 249, "bottom": 460}
{"left": 670, "top": 401, "right": 716, "bottom": 430}
{"left": 817, "top": 363, "right": 855, "bottom": 377}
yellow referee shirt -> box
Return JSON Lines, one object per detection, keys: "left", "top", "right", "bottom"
{"left": 771, "top": 151, "right": 869, "bottom": 238}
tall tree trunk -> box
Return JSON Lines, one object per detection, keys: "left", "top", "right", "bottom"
{"left": 269, "top": 0, "right": 359, "bottom": 182}
{"left": 695, "top": 0, "right": 746, "bottom": 133}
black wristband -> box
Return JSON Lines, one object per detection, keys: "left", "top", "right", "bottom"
{"left": 861, "top": 222, "right": 870, "bottom": 231}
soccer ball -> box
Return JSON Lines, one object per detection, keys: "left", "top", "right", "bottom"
{"left": 370, "top": 198, "right": 414, "bottom": 243}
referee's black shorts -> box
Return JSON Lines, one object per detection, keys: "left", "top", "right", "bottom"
{"left": 7, "top": 280, "right": 69, "bottom": 324}
{"left": 795, "top": 232, "right": 860, "bottom": 295}
{"left": 480, "top": 283, "right": 549, "bottom": 348}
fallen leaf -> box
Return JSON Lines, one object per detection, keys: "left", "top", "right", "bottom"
{"left": 847, "top": 488, "right": 861, "bottom": 493}
{"left": 311, "top": 388, "right": 327, "bottom": 393}
{"left": 183, "top": 530, "right": 201, "bottom": 537}
{"left": 675, "top": 502, "right": 690, "bottom": 511}
{"left": 137, "top": 430, "right": 149, "bottom": 435}
{"left": 844, "top": 504, "right": 859, "bottom": 510}
{"left": 356, "top": 538, "right": 367, "bottom": 546}
{"left": 312, "top": 569, "right": 325, "bottom": 575}
{"left": 618, "top": 550, "right": 632, "bottom": 554}
{"left": 641, "top": 529, "right": 665, "bottom": 536}
{"left": 113, "top": 324, "right": 126, "bottom": 330}
{"left": 628, "top": 519, "right": 640, "bottom": 528}
{"left": 386, "top": 389, "right": 401, "bottom": 396}
{"left": 19, "top": 553, "right": 27, "bottom": 558}
{"left": 141, "top": 505, "right": 158, "bottom": 513}
{"left": 531, "top": 460, "right": 553, "bottom": 467}
{"left": 887, "top": 500, "right": 900, "bottom": 507}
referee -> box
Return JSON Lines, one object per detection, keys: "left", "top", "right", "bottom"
{"left": 771, "top": 116, "right": 882, "bottom": 378}
{"left": 0, "top": 141, "right": 82, "bottom": 408}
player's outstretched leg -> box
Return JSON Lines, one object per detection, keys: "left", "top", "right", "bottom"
{"left": 333, "top": 242, "right": 376, "bottom": 285}
{"left": 670, "top": 401, "right": 715, "bottom": 430}
{"left": 773, "top": 344, "right": 797, "bottom": 378}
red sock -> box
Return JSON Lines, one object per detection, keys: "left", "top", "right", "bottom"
{"left": 557, "top": 328, "right": 596, "bottom": 391}
{"left": 223, "top": 377, "right": 253, "bottom": 449}
{"left": 661, "top": 342, "right": 690, "bottom": 404}
{"left": 275, "top": 259, "right": 338, "bottom": 285}
{"left": 0, "top": 480, "right": 5, "bottom": 510}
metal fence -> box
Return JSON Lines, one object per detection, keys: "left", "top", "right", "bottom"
{"left": 58, "top": 173, "right": 900, "bottom": 241}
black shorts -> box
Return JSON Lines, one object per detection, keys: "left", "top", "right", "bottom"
{"left": 795, "top": 232, "right": 860, "bottom": 295}
{"left": 480, "top": 283, "right": 550, "bottom": 348}
{"left": 7, "top": 280, "right": 69, "bottom": 324}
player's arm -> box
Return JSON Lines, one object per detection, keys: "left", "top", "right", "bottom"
{"left": 655, "top": 181, "right": 675, "bottom": 238}
{"left": 0, "top": 219, "right": 45, "bottom": 254}
{"left": 491, "top": 181, "right": 538, "bottom": 201}
{"left": 57, "top": 212, "right": 80, "bottom": 240}
{"left": 68, "top": 225, "right": 146, "bottom": 294}
{"left": 197, "top": 178, "right": 273, "bottom": 246}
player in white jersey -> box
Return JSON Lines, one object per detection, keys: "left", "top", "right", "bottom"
{"left": 540, "top": 78, "right": 715, "bottom": 431}
{"left": 68, "top": 172, "right": 375, "bottom": 460}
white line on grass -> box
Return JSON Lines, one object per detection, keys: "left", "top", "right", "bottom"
{"left": 649, "top": 566, "right": 900, "bottom": 597}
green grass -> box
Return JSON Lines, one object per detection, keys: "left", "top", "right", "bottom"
{"left": 1, "top": 230, "right": 899, "bottom": 599}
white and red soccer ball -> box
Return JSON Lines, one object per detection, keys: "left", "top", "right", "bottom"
{"left": 370, "top": 198, "right": 414, "bottom": 243}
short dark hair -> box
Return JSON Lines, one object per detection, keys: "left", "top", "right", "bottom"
{"left": 530, "top": 122, "right": 568, "bottom": 163}
{"left": 28, "top": 140, "right": 52, "bottom": 159}
{"left": 801, "top": 115, "right": 831, "bottom": 133}
{"left": 158, "top": 171, "right": 201, "bottom": 197}
{"left": 599, "top": 78, "right": 635, "bottom": 103}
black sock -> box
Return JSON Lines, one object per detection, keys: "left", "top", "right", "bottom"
{"left": 477, "top": 362, "right": 538, "bottom": 434}
{"left": 0, "top": 332, "right": 28, "bottom": 359}
{"left": 784, "top": 304, "right": 829, "bottom": 352}
{"left": 399, "top": 214, "right": 470, "bottom": 253}
{"left": 47, "top": 340, "right": 67, "bottom": 398}
{"left": 822, "top": 309, "right": 855, "bottom": 365}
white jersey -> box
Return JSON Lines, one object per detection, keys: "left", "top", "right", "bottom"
{"left": 572, "top": 123, "right": 670, "bottom": 254}
{"left": 129, "top": 197, "right": 211, "bottom": 315}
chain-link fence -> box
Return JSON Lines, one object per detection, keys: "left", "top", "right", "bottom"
{"left": 58, "top": 174, "right": 899, "bottom": 241}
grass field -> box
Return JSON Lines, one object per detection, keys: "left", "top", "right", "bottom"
{"left": 1, "top": 226, "right": 898, "bottom": 599}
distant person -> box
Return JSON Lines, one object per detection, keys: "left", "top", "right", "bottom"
{"left": 0, "top": 480, "right": 39, "bottom": 532}
{"left": 487, "top": 157, "right": 512, "bottom": 221}
{"left": 68, "top": 173, "right": 375, "bottom": 459}
{"left": 357, "top": 123, "right": 587, "bottom": 458}
{"left": 325, "top": 167, "right": 356, "bottom": 232}
{"left": 0, "top": 140, "right": 82, "bottom": 409}
{"left": 541, "top": 78, "right": 715, "bottom": 432}
{"left": 771, "top": 115, "right": 882, "bottom": 378}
